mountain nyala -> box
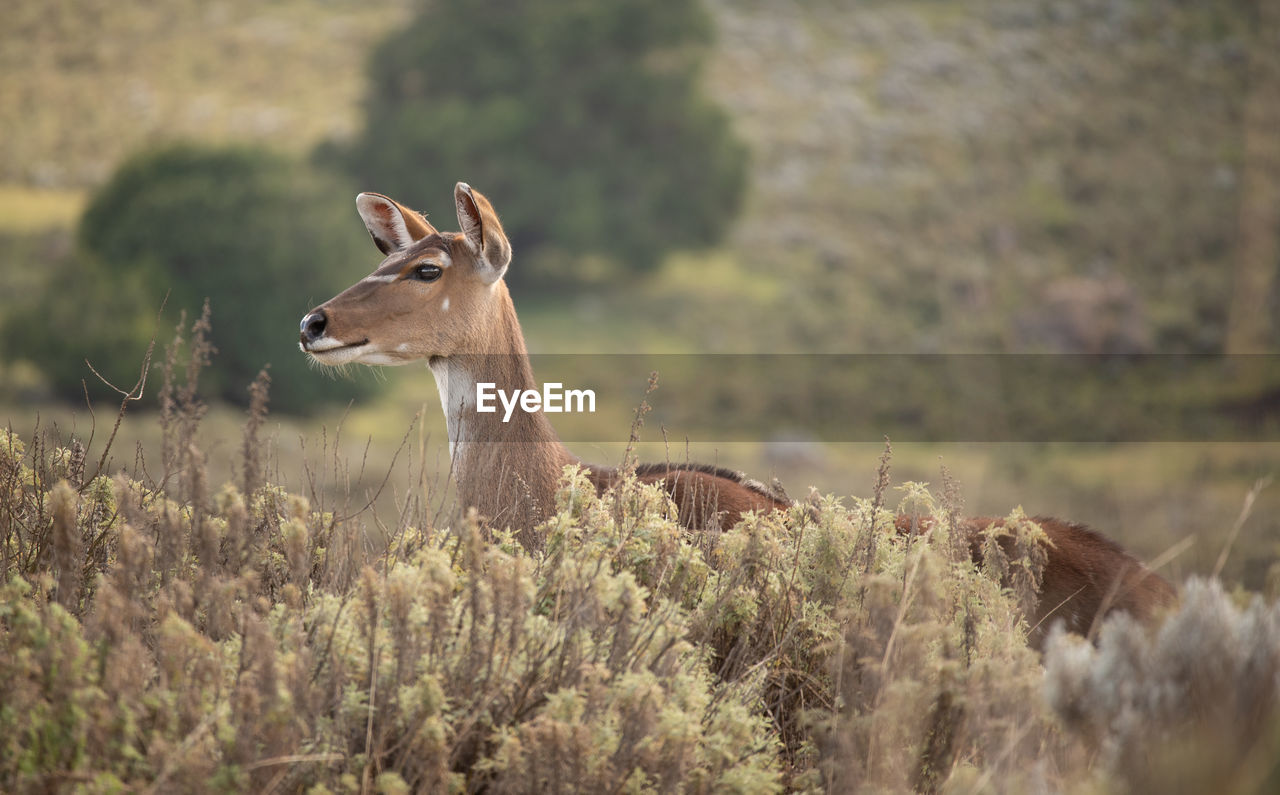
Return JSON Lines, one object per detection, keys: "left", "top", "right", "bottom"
{"left": 300, "top": 182, "right": 1177, "bottom": 647}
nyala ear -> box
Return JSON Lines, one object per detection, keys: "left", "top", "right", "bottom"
{"left": 454, "top": 182, "right": 511, "bottom": 284}
{"left": 355, "top": 193, "right": 438, "bottom": 255}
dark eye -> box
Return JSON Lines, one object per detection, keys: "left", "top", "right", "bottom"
{"left": 412, "top": 264, "right": 442, "bottom": 283}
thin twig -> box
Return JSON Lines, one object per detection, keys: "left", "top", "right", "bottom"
{"left": 87, "top": 295, "right": 168, "bottom": 482}
{"left": 337, "top": 415, "right": 418, "bottom": 524}
{"left": 621, "top": 371, "right": 659, "bottom": 473}
{"left": 1146, "top": 533, "right": 1196, "bottom": 576}
{"left": 1213, "top": 476, "right": 1272, "bottom": 579}
{"left": 245, "top": 753, "right": 346, "bottom": 772}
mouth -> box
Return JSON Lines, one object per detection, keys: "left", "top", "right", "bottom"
{"left": 299, "top": 337, "right": 371, "bottom": 365}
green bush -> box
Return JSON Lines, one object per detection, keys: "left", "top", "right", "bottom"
{"left": 53, "top": 143, "right": 382, "bottom": 413}
{"left": 332, "top": 0, "right": 747, "bottom": 282}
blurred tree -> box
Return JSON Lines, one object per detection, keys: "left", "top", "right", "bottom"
{"left": 330, "top": 0, "right": 747, "bottom": 283}
{"left": 4, "top": 249, "right": 157, "bottom": 402}
{"left": 12, "top": 144, "right": 383, "bottom": 413}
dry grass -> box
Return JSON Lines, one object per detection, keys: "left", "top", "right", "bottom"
{"left": 2, "top": 318, "right": 1279, "bottom": 793}
{"left": 0, "top": 186, "right": 86, "bottom": 233}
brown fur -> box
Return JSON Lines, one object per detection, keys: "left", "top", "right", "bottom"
{"left": 301, "top": 183, "right": 1177, "bottom": 645}
{"left": 896, "top": 514, "right": 1177, "bottom": 648}
{"left": 600, "top": 462, "right": 792, "bottom": 530}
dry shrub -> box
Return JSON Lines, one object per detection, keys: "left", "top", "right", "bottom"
{"left": 0, "top": 372, "right": 1096, "bottom": 795}
{"left": 1045, "top": 577, "right": 1280, "bottom": 794}
{"left": 8, "top": 314, "right": 1274, "bottom": 792}
{"left": 3, "top": 405, "right": 1074, "bottom": 793}
{"left": 683, "top": 481, "right": 1070, "bottom": 792}
{"left": 0, "top": 329, "right": 783, "bottom": 792}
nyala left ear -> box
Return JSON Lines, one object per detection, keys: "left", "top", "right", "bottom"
{"left": 454, "top": 182, "right": 511, "bottom": 284}
{"left": 356, "top": 192, "right": 438, "bottom": 255}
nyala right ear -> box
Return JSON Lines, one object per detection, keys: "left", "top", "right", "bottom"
{"left": 454, "top": 182, "right": 512, "bottom": 284}
{"left": 356, "top": 193, "right": 439, "bottom": 255}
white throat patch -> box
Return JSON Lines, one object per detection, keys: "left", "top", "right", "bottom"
{"left": 428, "top": 358, "right": 475, "bottom": 461}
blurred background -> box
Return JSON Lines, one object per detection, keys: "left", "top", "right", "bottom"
{"left": 1, "top": 0, "right": 1277, "bottom": 585}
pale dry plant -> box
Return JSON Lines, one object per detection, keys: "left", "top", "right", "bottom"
{"left": 813, "top": 484, "right": 1067, "bottom": 794}
{"left": 1045, "top": 576, "right": 1280, "bottom": 794}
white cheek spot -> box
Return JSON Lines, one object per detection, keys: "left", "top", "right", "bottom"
{"left": 441, "top": 297, "right": 450, "bottom": 313}
{"left": 396, "top": 342, "right": 410, "bottom": 353}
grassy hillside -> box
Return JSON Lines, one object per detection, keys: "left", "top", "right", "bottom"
{"left": 699, "top": 0, "right": 1259, "bottom": 353}
{"left": 0, "top": 0, "right": 410, "bottom": 186}
{"left": 0, "top": 0, "right": 1267, "bottom": 355}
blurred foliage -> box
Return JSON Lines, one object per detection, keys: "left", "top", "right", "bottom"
{"left": 7, "top": 143, "right": 384, "bottom": 413}
{"left": 328, "top": 0, "right": 747, "bottom": 283}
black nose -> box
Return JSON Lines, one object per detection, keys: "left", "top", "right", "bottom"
{"left": 300, "top": 310, "right": 327, "bottom": 343}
